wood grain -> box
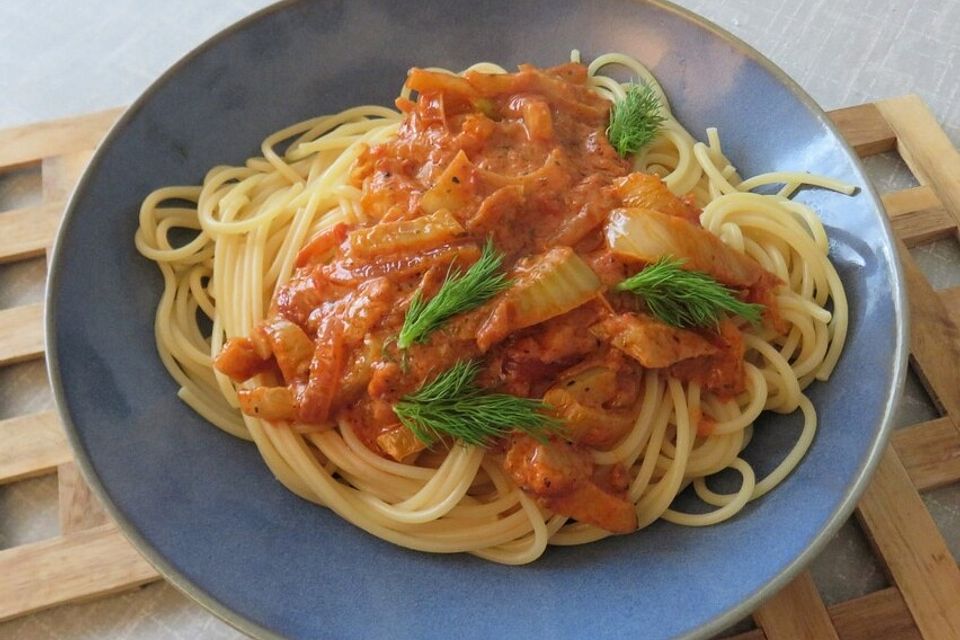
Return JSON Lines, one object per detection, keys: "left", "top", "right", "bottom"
{"left": 0, "top": 524, "right": 159, "bottom": 622}
{"left": 883, "top": 186, "right": 942, "bottom": 217}
{"left": 830, "top": 587, "right": 922, "bottom": 640}
{"left": 0, "top": 303, "right": 44, "bottom": 365}
{"left": 727, "top": 587, "right": 923, "bottom": 640}
{"left": 0, "top": 108, "right": 122, "bottom": 171}
{"left": 857, "top": 446, "right": 960, "bottom": 639}
{"left": 882, "top": 186, "right": 957, "bottom": 247}
{"left": 941, "top": 286, "right": 960, "bottom": 319}
{"left": 892, "top": 417, "right": 960, "bottom": 491}
{"left": 896, "top": 238, "right": 960, "bottom": 423}
{"left": 0, "top": 410, "right": 71, "bottom": 484}
{"left": 890, "top": 209, "right": 958, "bottom": 247}
{"left": 0, "top": 200, "right": 64, "bottom": 263}
{"left": 828, "top": 103, "right": 897, "bottom": 157}
{"left": 877, "top": 95, "right": 960, "bottom": 228}
{"left": 753, "top": 571, "right": 839, "bottom": 639}
{"left": 58, "top": 462, "right": 109, "bottom": 534}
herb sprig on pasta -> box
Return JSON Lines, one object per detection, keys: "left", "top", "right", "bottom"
{"left": 397, "top": 238, "right": 511, "bottom": 349}
{"left": 393, "top": 360, "right": 561, "bottom": 446}
{"left": 616, "top": 257, "right": 764, "bottom": 328}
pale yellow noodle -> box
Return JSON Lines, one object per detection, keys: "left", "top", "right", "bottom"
{"left": 135, "top": 53, "right": 849, "bottom": 563}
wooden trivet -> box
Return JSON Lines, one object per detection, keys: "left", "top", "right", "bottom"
{"left": 0, "top": 97, "right": 957, "bottom": 639}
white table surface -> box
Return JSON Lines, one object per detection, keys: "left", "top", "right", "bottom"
{"left": 1, "top": 1, "right": 958, "bottom": 638}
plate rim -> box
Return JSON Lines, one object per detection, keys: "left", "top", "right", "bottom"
{"left": 44, "top": 1, "right": 909, "bottom": 638}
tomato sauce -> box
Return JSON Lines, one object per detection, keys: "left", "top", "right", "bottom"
{"left": 214, "top": 62, "right": 776, "bottom": 534}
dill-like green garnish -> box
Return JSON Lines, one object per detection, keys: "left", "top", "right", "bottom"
{"left": 606, "top": 83, "right": 665, "bottom": 157}
{"left": 616, "top": 257, "right": 764, "bottom": 328}
{"left": 393, "top": 360, "right": 561, "bottom": 447}
{"left": 396, "top": 237, "right": 511, "bottom": 349}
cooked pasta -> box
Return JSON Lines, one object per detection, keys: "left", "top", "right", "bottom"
{"left": 135, "top": 52, "right": 850, "bottom": 564}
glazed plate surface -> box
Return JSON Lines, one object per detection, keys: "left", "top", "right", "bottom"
{"left": 47, "top": 1, "right": 907, "bottom": 638}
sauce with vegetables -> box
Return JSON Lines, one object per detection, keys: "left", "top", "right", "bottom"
{"left": 215, "top": 62, "right": 779, "bottom": 534}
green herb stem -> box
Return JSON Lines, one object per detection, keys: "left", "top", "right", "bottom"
{"left": 397, "top": 237, "right": 510, "bottom": 349}
{"left": 606, "top": 83, "right": 665, "bottom": 157}
{"left": 616, "top": 256, "right": 764, "bottom": 328}
{"left": 393, "top": 360, "right": 561, "bottom": 447}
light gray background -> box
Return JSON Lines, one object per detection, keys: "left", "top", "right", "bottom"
{"left": 1, "top": 1, "right": 958, "bottom": 638}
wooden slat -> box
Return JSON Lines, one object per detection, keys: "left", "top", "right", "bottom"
{"left": 856, "top": 446, "right": 960, "bottom": 639}
{"left": 884, "top": 185, "right": 943, "bottom": 217}
{"left": 0, "top": 201, "right": 64, "bottom": 263}
{"left": 753, "top": 571, "right": 840, "bottom": 639}
{"left": 0, "top": 410, "right": 71, "bottom": 484}
{"left": 941, "top": 286, "right": 960, "bottom": 319}
{"left": 58, "top": 462, "right": 109, "bottom": 534}
{"left": 830, "top": 587, "right": 923, "bottom": 640}
{"left": 734, "top": 587, "right": 923, "bottom": 640}
{"left": 828, "top": 103, "right": 898, "bottom": 157}
{"left": 0, "top": 108, "right": 122, "bottom": 171}
{"left": 42, "top": 149, "right": 94, "bottom": 203}
{"left": 882, "top": 186, "right": 957, "bottom": 247}
{"left": 890, "top": 209, "right": 957, "bottom": 247}
{"left": 0, "top": 524, "right": 159, "bottom": 622}
{"left": 877, "top": 95, "right": 960, "bottom": 227}
{"left": 0, "top": 303, "right": 44, "bottom": 365}
{"left": 893, "top": 417, "right": 960, "bottom": 491}
{"left": 896, "top": 237, "right": 960, "bottom": 423}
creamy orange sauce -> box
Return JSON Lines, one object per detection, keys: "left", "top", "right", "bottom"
{"left": 214, "top": 62, "right": 777, "bottom": 534}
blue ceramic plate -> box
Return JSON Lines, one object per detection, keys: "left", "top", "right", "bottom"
{"left": 47, "top": 1, "right": 907, "bottom": 638}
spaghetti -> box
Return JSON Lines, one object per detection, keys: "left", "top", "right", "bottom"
{"left": 135, "top": 52, "right": 850, "bottom": 564}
